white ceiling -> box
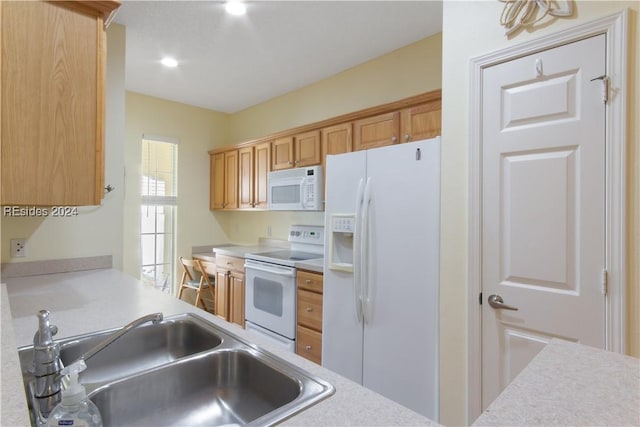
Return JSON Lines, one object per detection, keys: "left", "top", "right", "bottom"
{"left": 113, "top": 1, "right": 443, "bottom": 113}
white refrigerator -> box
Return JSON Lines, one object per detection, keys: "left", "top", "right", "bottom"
{"left": 322, "top": 137, "right": 440, "bottom": 420}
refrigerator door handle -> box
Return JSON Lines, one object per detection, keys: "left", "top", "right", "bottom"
{"left": 361, "top": 177, "right": 373, "bottom": 324}
{"left": 353, "top": 178, "right": 365, "bottom": 323}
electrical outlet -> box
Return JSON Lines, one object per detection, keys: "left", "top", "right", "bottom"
{"left": 11, "top": 238, "right": 26, "bottom": 258}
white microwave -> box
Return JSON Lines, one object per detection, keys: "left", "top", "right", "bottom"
{"left": 268, "top": 166, "right": 323, "bottom": 211}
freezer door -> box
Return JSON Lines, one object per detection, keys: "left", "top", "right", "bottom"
{"left": 361, "top": 138, "right": 440, "bottom": 420}
{"left": 322, "top": 150, "right": 366, "bottom": 383}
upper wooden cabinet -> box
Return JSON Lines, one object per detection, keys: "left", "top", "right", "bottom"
{"left": 1, "top": 0, "right": 120, "bottom": 206}
{"left": 209, "top": 90, "right": 441, "bottom": 211}
{"left": 321, "top": 123, "right": 353, "bottom": 161}
{"left": 271, "top": 131, "right": 321, "bottom": 171}
{"left": 210, "top": 150, "right": 238, "bottom": 210}
{"left": 238, "top": 142, "right": 270, "bottom": 209}
{"left": 400, "top": 100, "right": 442, "bottom": 142}
{"left": 294, "top": 130, "right": 321, "bottom": 167}
{"left": 271, "top": 136, "right": 295, "bottom": 171}
{"left": 353, "top": 111, "right": 400, "bottom": 151}
{"left": 321, "top": 123, "right": 352, "bottom": 192}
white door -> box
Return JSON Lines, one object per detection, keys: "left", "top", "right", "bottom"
{"left": 481, "top": 34, "right": 606, "bottom": 406}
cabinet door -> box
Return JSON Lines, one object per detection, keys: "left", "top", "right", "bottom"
{"left": 224, "top": 150, "right": 239, "bottom": 209}
{"left": 321, "top": 122, "right": 352, "bottom": 180}
{"left": 321, "top": 123, "right": 352, "bottom": 159}
{"left": 210, "top": 152, "right": 226, "bottom": 210}
{"left": 214, "top": 270, "right": 229, "bottom": 320}
{"left": 297, "top": 270, "right": 324, "bottom": 293}
{"left": 1, "top": 1, "right": 118, "bottom": 205}
{"left": 272, "top": 137, "right": 294, "bottom": 170}
{"left": 294, "top": 130, "right": 321, "bottom": 167}
{"left": 229, "top": 272, "right": 245, "bottom": 327}
{"left": 296, "top": 326, "right": 322, "bottom": 364}
{"left": 254, "top": 142, "right": 270, "bottom": 209}
{"left": 353, "top": 111, "right": 400, "bottom": 151}
{"left": 238, "top": 146, "right": 254, "bottom": 209}
{"left": 400, "top": 101, "right": 442, "bottom": 142}
{"left": 297, "top": 289, "right": 323, "bottom": 331}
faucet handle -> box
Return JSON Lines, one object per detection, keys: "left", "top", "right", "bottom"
{"left": 35, "top": 310, "right": 58, "bottom": 347}
{"left": 33, "top": 310, "right": 63, "bottom": 379}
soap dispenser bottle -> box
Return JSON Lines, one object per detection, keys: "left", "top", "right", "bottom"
{"left": 47, "top": 360, "right": 103, "bottom": 427}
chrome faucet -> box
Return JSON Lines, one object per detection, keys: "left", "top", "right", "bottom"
{"left": 32, "top": 310, "right": 63, "bottom": 399}
{"left": 31, "top": 310, "right": 163, "bottom": 418}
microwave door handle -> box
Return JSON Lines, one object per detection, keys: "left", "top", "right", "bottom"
{"left": 300, "top": 177, "right": 307, "bottom": 209}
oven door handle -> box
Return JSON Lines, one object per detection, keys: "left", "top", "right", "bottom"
{"left": 244, "top": 262, "right": 295, "bottom": 277}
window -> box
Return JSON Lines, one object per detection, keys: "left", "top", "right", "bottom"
{"left": 140, "top": 135, "right": 178, "bottom": 292}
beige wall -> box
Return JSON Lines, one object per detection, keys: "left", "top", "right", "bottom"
{"left": 123, "top": 92, "right": 231, "bottom": 281}
{"left": 220, "top": 33, "right": 443, "bottom": 242}
{"left": 440, "top": 2, "right": 639, "bottom": 425}
{"left": 0, "top": 24, "right": 127, "bottom": 269}
{"left": 228, "top": 33, "right": 442, "bottom": 143}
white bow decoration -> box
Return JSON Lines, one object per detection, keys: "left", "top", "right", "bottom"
{"left": 499, "top": 0, "right": 574, "bottom": 36}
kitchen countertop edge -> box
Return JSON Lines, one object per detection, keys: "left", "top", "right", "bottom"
{"left": 473, "top": 338, "right": 640, "bottom": 426}
{"left": 2, "top": 268, "right": 435, "bottom": 426}
{"left": 1, "top": 283, "right": 31, "bottom": 427}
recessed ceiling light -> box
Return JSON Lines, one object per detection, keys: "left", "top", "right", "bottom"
{"left": 161, "top": 57, "right": 178, "bottom": 68}
{"left": 225, "top": 1, "right": 246, "bottom": 16}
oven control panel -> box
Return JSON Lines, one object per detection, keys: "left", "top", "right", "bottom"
{"left": 288, "top": 225, "right": 324, "bottom": 245}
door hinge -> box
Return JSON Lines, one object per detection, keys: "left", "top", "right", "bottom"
{"left": 590, "top": 75, "right": 609, "bottom": 104}
{"left": 479, "top": 292, "right": 483, "bottom": 305}
{"left": 601, "top": 269, "right": 608, "bottom": 295}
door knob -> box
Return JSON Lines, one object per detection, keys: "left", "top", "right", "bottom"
{"left": 488, "top": 294, "right": 518, "bottom": 311}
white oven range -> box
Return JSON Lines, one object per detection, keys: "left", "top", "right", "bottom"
{"left": 244, "top": 225, "right": 324, "bottom": 352}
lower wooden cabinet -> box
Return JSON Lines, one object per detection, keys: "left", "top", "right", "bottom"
{"left": 296, "top": 325, "right": 322, "bottom": 364}
{"left": 296, "top": 270, "right": 323, "bottom": 364}
{"left": 214, "top": 255, "right": 245, "bottom": 328}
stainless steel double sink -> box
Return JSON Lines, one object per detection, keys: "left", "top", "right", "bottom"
{"left": 18, "top": 313, "right": 334, "bottom": 426}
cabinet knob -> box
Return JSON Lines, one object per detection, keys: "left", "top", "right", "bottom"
{"left": 305, "top": 279, "right": 312, "bottom": 284}
{"left": 288, "top": 161, "right": 293, "bottom": 165}
{"left": 404, "top": 134, "right": 410, "bottom": 142}
{"left": 391, "top": 135, "right": 398, "bottom": 142}
{"left": 305, "top": 345, "right": 312, "bottom": 351}
{"left": 305, "top": 307, "right": 313, "bottom": 312}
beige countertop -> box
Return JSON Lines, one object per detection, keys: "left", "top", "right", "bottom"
{"left": 295, "top": 257, "right": 324, "bottom": 273}
{"left": 473, "top": 338, "right": 640, "bottom": 426}
{"left": 212, "top": 244, "right": 284, "bottom": 259}
{"left": 1, "top": 268, "right": 434, "bottom": 426}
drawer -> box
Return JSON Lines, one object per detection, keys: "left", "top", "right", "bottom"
{"left": 297, "top": 270, "right": 323, "bottom": 293}
{"left": 297, "top": 289, "right": 323, "bottom": 331}
{"left": 296, "top": 325, "right": 322, "bottom": 364}
{"left": 215, "top": 254, "right": 244, "bottom": 272}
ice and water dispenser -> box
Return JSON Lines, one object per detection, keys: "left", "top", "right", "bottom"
{"left": 328, "top": 214, "right": 355, "bottom": 272}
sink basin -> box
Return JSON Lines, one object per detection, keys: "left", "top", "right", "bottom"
{"left": 18, "top": 313, "right": 334, "bottom": 427}
{"left": 19, "top": 314, "right": 223, "bottom": 387}
{"left": 59, "top": 318, "right": 222, "bottom": 385}
{"left": 91, "top": 349, "right": 308, "bottom": 426}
